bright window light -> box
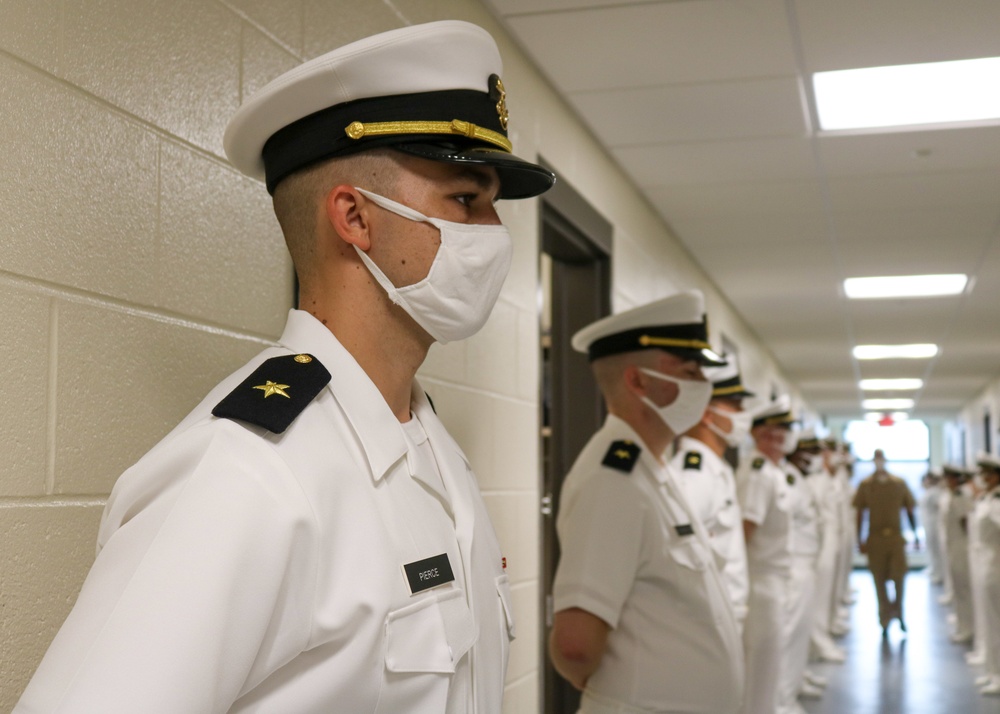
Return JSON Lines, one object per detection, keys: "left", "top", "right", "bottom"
{"left": 854, "top": 344, "right": 938, "bottom": 360}
{"left": 844, "top": 274, "right": 968, "bottom": 299}
{"left": 859, "top": 378, "right": 923, "bottom": 391}
{"left": 814, "top": 57, "right": 1000, "bottom": 131}
{"left": 862, "top": 398, "right": 915, "bottom": 410}
{"left": 890, "top": 412, "right": 910, "bottom": 421}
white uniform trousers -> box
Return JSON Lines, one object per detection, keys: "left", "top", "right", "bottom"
{"left": 778, "top": 555, "right": 817, "bottom": 710}
{"left": 970, "top": 540, "right": 988, "bottom": 661}
{"left": 810, "top": 521, "right": 840, "bottom": 654}
{"left": 948, "top": 539, "right": 974, "bottom": 637}
{"left": 741, "top": 570, "right": 786, "bottom": 714}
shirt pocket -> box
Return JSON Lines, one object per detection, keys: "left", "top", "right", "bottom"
{"left": 667, "top": 536, "right": 708, "bottom": 571}
{"left": 384, "top": 587, "right": 478, "bottom": 674}
{"left": 717, "top": 500, "right": 739, "bottom": 529}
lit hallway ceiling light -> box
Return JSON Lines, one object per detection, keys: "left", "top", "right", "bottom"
{"left": 844, "top": 274, "right": 968, "bottom": 299}
{"left": 853, "top": 344, "right": 939, "bottom": 360}
{"left": 862, "top": 398, "right": 915, "bottom": 410}
{"left": 814, "top": 57, "right": 1000, "bottom": 131}
{"left": 859, "top": 378, "right": 923, "bottom": 391}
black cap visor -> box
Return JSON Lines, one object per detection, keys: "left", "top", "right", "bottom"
{"left": 394, "top": 142, "right": 555, "bottom": 199}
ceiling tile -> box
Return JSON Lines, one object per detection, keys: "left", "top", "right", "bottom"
{"left": 505, "top": 0, "right": 796, "bottom": 92}
{"left": 794, "top": 0, "right": 1000, "bottom": 72}
{"left": 616, "top": 136, "right": 817, "bottom": 188}
{"left": 571, "top": 77, "right": 807, "bottom": 147}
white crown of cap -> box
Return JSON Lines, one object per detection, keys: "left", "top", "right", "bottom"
{"left": 570, "top": 290, "right": 705, "bottom": 354}
{"left": 976, "top": 451, "right": 1000, "bottom": 469}
{"left": 224, "top": 20, "right": 502, "bottom": 180}
{"left": 703, "top": 358, "right": 739, "bottom": 385}
{"left": 796, "top": 427, "right": 818, "bottom": 441}
{"left": 752, "top": 394, "right": 791, "bottom": 421}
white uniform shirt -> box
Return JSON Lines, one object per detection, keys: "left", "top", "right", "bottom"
{"left": 737, "top": 450, "right": 793, "bottom": 575}
{"left": 554, "top": 416, "right": 744, "bottom": 713}
{"left": 787, "top": 467, "right": 821, "bottom": 559}
{"left": 671, "top": 436, "right": 750, "bottom": 620}
{"left": 15, "top": 310, "right": 514, "bottom": 714}
{"left": 972, "top": 488, "right": 1000, "bottom": 581}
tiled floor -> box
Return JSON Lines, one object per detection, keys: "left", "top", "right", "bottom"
{"left": 802, "top": 570, "right": 1000, "bottom": 714}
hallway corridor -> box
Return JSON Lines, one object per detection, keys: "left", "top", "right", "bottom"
{"left": 803, "top": 569, "right": 1000, "bottom": 714}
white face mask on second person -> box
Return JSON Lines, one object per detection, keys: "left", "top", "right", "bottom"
{"left": 639, "top": 368, "right": 713, "bottom": 436}
{"left": 781, "top": 428, "right": 800, "bottom": 455}
{"left": 352, "top": 187, "right": 512, "bottom": 344}
{"left": 706, "top": 406, "right": 752, "bottom": 448}
{"left": 802, "top": 453, "right": 824, "bottom": 475}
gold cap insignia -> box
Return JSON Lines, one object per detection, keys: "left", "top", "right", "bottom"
{"left": 489, "top": 74, "right": 508, "bottom": 131}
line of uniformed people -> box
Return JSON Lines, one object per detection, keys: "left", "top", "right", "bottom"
{"left": 547, "top": 290, "right": 863, "bottom": 714}
{"left": 924, "top": 456, "right": 1000, "bottom": 697}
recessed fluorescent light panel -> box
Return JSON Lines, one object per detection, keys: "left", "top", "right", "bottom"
{"left": 853, "top": 344, "right": 939, "bottom": 360}
{"left": 859, "top": 378, "right": 923, "bottom": 391}
{"left": 844, "top": 274, "right": 968, "bottom": 299}
{"left": 814, "top": 57, "right": 1000, "bottom": 131}
{"left": 862, "top": 398, "right": 916, "bottom": 410}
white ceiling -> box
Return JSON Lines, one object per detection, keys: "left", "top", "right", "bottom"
{"left": 484, "top": 0, "right": 1000, "bottom": 419}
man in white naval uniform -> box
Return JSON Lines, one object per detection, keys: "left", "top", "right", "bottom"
{"left": 943, "top": 465, "right": 975, "bottom": 644}
{"left": 14, "top": 21, "right": 555, "bottom": 714}
{"left": 970, "top": 455, "right": 1000, "bottom": 696}
{"left": 671, "top": 359, "right": 753, "bottom": 630}
{"left": 737, "top": 396, "right": 797, "bottom": 714}
{"left": 919, "top": 470, "right": 946, "bottom": 585}
{"left": 550, "top": 292, "right": 744, "bottom": 714}
{"left": 967, "top": 454, "right": 997, "bottom": 677}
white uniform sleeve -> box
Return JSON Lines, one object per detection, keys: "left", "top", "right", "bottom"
{"left": 15, "top": 424, "right": 318, "bottom": 714}
{"left": 738, "top": 467, "right": 772, "bottom": 526}
{"left": 553, "top": 475, "right": 649, "bottom": 629}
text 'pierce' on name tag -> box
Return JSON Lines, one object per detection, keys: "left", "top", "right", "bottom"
{"left": 403, "top": 553, "right": 455, "bottom": 595}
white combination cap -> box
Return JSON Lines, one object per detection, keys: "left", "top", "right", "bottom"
{"left": 702, "top": 357, "right": 754, "bottom": 399}
{"left": 570, "top": 290, "right": 725, "bottom": 366}
{"left": 751, "top": 394, "right": 795, "bottom": 428}
{"left": 224, "top": 20, "right": 554, "bottom": 198}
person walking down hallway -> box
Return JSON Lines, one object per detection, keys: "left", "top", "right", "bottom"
{"left": 854, "top": 449, "right": 920, "bottom": 637}
{"left": 549, "top": 292, "right": 744, "bottom": 714}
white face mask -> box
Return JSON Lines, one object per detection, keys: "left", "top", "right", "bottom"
{"left": 706, "top": 406, "right": 752, "bottom": 448}
{"left": 781, "top": 428, "right": 800, "bottom": 455}
{"left": 352, "top": 188, "right": 512, "bottom": 344}
{"left": 639, "top": 368, "right": 713, "bottom": 436}
{"left": 802, "top": 453, "right": 824, "bottom": 475}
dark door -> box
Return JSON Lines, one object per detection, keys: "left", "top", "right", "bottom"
{"left": 538, "top": 173, "right": 611, "bottom": 714}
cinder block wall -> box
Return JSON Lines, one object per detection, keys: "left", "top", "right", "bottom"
{"left": 1, "top": 2, "right": 797, "bottom": 711}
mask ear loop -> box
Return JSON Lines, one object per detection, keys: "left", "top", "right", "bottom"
{"left": 350, "top": 187, "right": 434, "bottom": 307}
{"left": 355, "top": 187, "right": 433, "bottom": 224}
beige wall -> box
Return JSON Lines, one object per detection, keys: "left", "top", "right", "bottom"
{"left": 0, "top": 1, "right": 797, "bottom": 711}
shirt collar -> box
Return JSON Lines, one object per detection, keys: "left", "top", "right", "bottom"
{"left": 277, "top": 309, "right": 407, "bottom": 482}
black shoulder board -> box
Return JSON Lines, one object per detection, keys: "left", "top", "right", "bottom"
{"left": 425, "top": 391, "right": 437, "bottom": 414}
{"left": 602, "top": 440, "right": 641, "bottom": 473}
{"left": 675, "top": 523, "right": 694, "bottom": 537}
{"left": 752, "top": 457, "right": 765, "bottom": 470}
{"left": 683, "top": 451, "right": 702, "bottom": 471}
{"left": 212, "top": 354, "right": 330, "bottom": 434}
{"left": 994, "top": 491, "right": 1000, "bottom": 500}
{"left": 786, "top": 473, "right": 796, "bottom": 485}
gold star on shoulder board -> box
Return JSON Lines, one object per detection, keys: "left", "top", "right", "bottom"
{"left": 253, "top": 380, "right": 290, "bottom": 399}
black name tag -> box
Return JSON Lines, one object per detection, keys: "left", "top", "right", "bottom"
{"left": 675, "top": 524, "right": 694, "bottom": 537}
{"left": 403, "top": 553, "right": 455, "bottom": 595}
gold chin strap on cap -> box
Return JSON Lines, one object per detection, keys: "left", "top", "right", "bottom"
{"left": 344, "top": 119, "right": 512, "bottom": 153}
{"left": 637, "top": 335, "right": 711, "bottom": 350}
{"left": 712, "top": 384, "right": 747, "bottom": 396}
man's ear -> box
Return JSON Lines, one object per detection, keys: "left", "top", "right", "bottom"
{"left": 325, "top": 185, "right": 371, "bottom": 251}
{"left": 622, "top": 364, "right": 647, "bottom": 398}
